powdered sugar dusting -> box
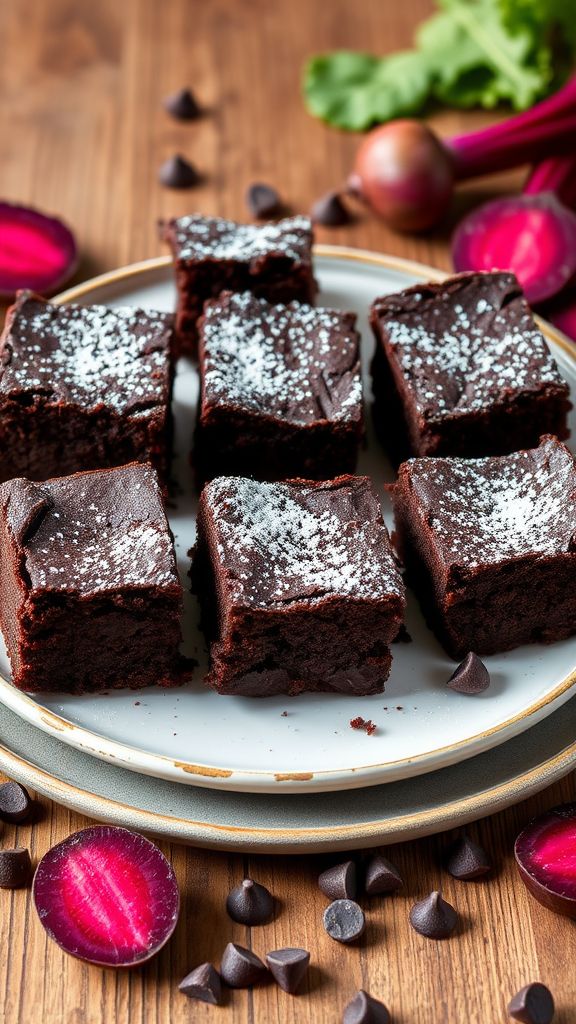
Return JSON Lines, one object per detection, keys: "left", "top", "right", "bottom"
{"left": 206, "top": 476, "right": 404, "bottom": 606}
{"left": 408, "top": 438, "right": 576, "bottom": 568}
{"left": 169, "top": 214, "right": 313, "bottom": 263}
{"left": 375, "top": 273, "right": 567, "bottom": 418}
{"left": 14, "top": 464, "right": 179, "bottom": 595}
{"left": 201, "top": 292, "right": 362, "bottom": 424}
{"left": 1, "top": 297, "right": 172, "bottom": 414}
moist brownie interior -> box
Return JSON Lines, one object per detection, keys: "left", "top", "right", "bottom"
{"left": 195, "top": 291, "right": 363, "bottom": 483}
{"left": 371, "top": 271, "right": 571, "bottom": 463}
{"left": 0, "top": 462, "right": 188, "bottom": 693}
{"left": 391, "top": 435, "right": 576, "bottom": 659}
{"left": 193, "top": 474, "right": 405, "bottom": 696}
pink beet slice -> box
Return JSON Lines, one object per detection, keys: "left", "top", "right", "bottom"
{"left": 0, "top": 201, "right": 78, "bottom": 297}
{"left": 515, "top": 803, "right": 576, "bottom": 918}
{"left": 452, "top": 193, "right": 576, "bottom": 305}
{"left": 33, "top": 825, "right": 180, "bottom": 966}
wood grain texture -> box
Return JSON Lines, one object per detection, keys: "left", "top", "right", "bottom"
{"left": 0, "top": 1, "right": 574, "bottom": 1021}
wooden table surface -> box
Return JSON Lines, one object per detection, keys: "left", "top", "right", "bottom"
{"left": 0, "top": 1, "right": 575, "bottom": 1021}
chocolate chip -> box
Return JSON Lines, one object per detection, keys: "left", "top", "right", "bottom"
{"left": 343, "top": 989, "right": 391, "bottom": 1024}
{"left": 445, "top": 835, "right": 491, "bottom": 880}
{"left": 158, "top": 155, "right": 201, "bottom": 189}
{"left": 508, "top": 983, "right": 555, "bottom": 1024}
{"left": 178, "top": 962, "right": 222, "bottom": 1005}
{"left": 409, "top": 891, "right": 458, "bottom": 939}
{"left": 447, "top": 652, "right": 490, "bottom": 694}
{"left": 318, "top": 860, "right": 357, "bottom": 900}
{"left": 364, "top": 854, "right": 403, "bottom": 895}
{"left": 0, "top": 781, "right": 31, "bottom": 823}
{"left": 0, "top": 849, "right": 32, "bottom": 889}
{"left": 220, "top": 943, "right": 268, "bottom": 988}
{"left": 265, "top": 948, "right": 310, "bottom": 993}
{"left": 163, "top": 88, "right": 201, "bottom": 121}
{"left": 323, "top": 899, "right": 365, "bottom": 944}
{"left": 311, "top": 191, "right": 351, "bottom": 226}
{"left": 226, "top": 878, "right": 274, "bottom": 925}
{"left": 246, "top": 183, "right": 283, "bottom": 219}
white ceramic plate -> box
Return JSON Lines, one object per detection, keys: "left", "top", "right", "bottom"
{"left": 1, "top": 687, "right": 576, "bottom": 852}
{"left": 0, "top": 247, "right": 574, "bottom": 794}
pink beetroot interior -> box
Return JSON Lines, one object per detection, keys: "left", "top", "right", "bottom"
{"left": 33, "top": 826, "right": 179, "bottom": 966}
{"left": 0, "top": 203, "right": 77, "bottom": 296}
{"left": 452, "top": 194, "right": 576, "bottom": 305}
{"left": 527, "top": 818, "right": 576, "bottom": 893}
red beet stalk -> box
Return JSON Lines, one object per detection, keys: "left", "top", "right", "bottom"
{"left": 523, "top": 155, "right": 576, "bottom": 210}
{"left": 448, "top": 77, "right": 576, "bottom": 180}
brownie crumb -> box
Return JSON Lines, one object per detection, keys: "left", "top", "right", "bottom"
{"left": 350, "top": 716, "right": 377, "bottom": 735}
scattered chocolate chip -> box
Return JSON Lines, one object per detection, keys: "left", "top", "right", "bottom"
{"left": 343, "top": 989, "right": 391, "bottom": 1024}
{"left": 246, "top": 182, "right": 283, "bottom": 219}
{"left": 163, "top": 87, "right": 201, "bottom": 121}
{"left": 178, "top": 962, "right": 222, "bottom": 1005}
{"left": 508, "top": 983, "right": 555, "bottom": 1024}
{"left": 323, "top": 899, "right": 365, "bottom": 944}
{"left": 0, "top": 781, "right": 31, "bottom": 823}
{"left": 445, "top": 835, "right": 491, "bottom": 880}
{"left": 447, "top": 652, "right": 490, "bottom": 694}
{"left": 409, "top": 891, "right": 458, "bottom": 939}
{"left": 226, "top": 878, "right": 274, "bottom": 925}
{"left": 311, "top": 190, "right": 352, "bottom": 226}
{"left": 220, "top": 943, "right": 268, "bottom": 988}
{"left": 0, "top": 848, "right": 32, "bottom": 889}
{"left": 158, "top": 154, "right": 201, "bottom": 189}
{"left": 266, "top": 947, "right": 310, "bottom": 993}
{"left": 318, "top": 860, "right": 357, "bottom": 900}
{"left": 364, "top": 854, "right": 403, "bottom": 895}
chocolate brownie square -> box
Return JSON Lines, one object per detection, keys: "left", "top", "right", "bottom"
{"left": 0, "top": 462, "right": 188, "bottom": 693}
{"left": 159, "top": 213, "right": 317, "bottom": 356}
{"left": 370, "top": 271, "right": 571, "bottom": 463}
{"left": 194, "top": 291, "right": 363, "bottom": 484}
{"left": 390, "top": 436, "right": 576, "bottom": 659}
{"left": 193, "top": 475, "right": 405, "bottom": 696}
{"left": 0, "top": 292, "right": 174, "bottom": 485}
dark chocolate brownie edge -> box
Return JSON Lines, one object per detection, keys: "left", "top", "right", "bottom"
{"left": 391, "top": 458, "right": 576, "bottom": 658}
{"left": 194, "top": 482, "right": 404, "bottom": 697}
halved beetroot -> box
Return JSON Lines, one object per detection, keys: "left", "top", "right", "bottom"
{"left": 0, "top": 202, "right": 78, "bottom": 297}
{"left": 452, "top": 193, "right": 576, "bottom": 305}
{"left": 515, "top": 803, "right": 576, "bottom": 917}
{"left": 33, "top": 825, "right": 180, "bottom": 966}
